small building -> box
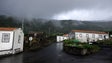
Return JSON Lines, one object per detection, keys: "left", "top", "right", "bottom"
{"left": 57, "top": 34, "right": 69, "bottom": 42}
{"left": 68, "top": 30, "right": 109, "bottom": 43}
{"left": 0, "top": 27, "right": 24, "bottom": 55}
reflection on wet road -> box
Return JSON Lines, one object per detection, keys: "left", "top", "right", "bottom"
{"left": 0, "top": 42, "right": 112, "bottom": 63}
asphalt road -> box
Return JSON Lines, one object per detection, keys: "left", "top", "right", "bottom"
{"left": 0, "top": 42, "right": 112, "bottom": 63}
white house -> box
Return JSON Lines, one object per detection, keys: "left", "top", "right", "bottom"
{"left": 57, "top": 34, "right": 69, "bottom": 42}
{"left": 0, "top": 27, "right": 24, "bottom": 55}
{"left": 68, "top": 30, "right": 109, "bottom": 43}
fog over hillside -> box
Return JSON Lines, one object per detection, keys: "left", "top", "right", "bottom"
{"left": 0, "top": 15, "right": 112, "bottom": 34}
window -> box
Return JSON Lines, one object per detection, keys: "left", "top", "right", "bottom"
{"left": 104, "top": 35, "right": 106, "bottom": 39}
{"left": 92, "top": 34, "right": 95, "bottom": 38}
{"left": 99, "top": 35, "right": 103, "bottom": 38}
{"left": 79, "top": 34, "right": 82, "bottom": 37}
{"left": 2, "top": 33, "right": 10, "bottom": 43}
{"left": 18, "top": 35, "right": 21, "bottom": 43}
{"left": 86, "top": 34, "right": 89, "bottom": 38}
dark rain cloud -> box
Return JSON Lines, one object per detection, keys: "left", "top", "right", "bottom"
{"left": 0, "top": 0, "right": 112, "bottom": 20}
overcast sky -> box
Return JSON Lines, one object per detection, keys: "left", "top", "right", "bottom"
{"left": 0, "top": 0, "right": 112, "bottom": 21}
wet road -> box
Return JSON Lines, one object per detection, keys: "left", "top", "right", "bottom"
{"left": 0, "top": 42, "right": 112, "bottom": 63}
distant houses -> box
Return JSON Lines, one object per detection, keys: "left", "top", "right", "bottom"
{"left": 0, "top": 27, "right": 24, "bottom": 55}
{"left": 68, "top": 30, "right": 109, "bottom": 43}
{"left": 57, "top": 34, "right": 69, "bottom": 42}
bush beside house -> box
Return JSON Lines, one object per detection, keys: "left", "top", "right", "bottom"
{"left": 63, "top": 39, "right": 100, "bottom": 55}
{"left": 95, "top": 38, "right": 112, "bottom": 48}
{"left": 24, "top": 32, "right": 56, "bottom": 51}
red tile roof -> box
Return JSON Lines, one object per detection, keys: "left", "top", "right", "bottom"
{"left": 72, "top": 30, "right": 108, "bottom": 34}
{"left": 63, "top": 34, "right": 68, "bottom": 36}
{"left": 0, "top": 27, "right": 17, "bottom": 31}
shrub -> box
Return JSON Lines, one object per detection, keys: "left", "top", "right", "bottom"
{"left": 97, "top": 39, "right": 112, "bottom": 46}
{"left": 63, "top": 39, "right": 100, "bottom": 55}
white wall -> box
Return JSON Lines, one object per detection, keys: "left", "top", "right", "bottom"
{"left": 69, "top": 32, "right": 109, "bottom": 42}
{"left": 0, "top": 28, "right": 24, "bottom": 55}
{"left": 0, "top": 31, "right": 14, "bottom": 51}
{"left": 13, "top": 28, "right": 24, "bottom": 53}
{"left": 57, "top": 36, "right": 68, "bottom": 42}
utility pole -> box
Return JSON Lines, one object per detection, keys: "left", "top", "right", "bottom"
{"left": 22, "top": 19, "right": 24, "bottom": 31}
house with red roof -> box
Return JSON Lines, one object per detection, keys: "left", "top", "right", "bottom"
{"left": 68, "top": 30, "right": 109, "bottom": 43}
{"left": 57, "top": 34, "right": 69, "bottom": 42}
{"left": 0, "top": 27, "right": 24, "bottom": 55}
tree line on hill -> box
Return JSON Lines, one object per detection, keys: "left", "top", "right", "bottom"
{"left": 0, "top": 15, "right": 112, "bottom": 34}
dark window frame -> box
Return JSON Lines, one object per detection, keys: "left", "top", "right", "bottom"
{"left": 86, "top": 34, "right": 89, "bottom": 38}
{"left": 18, "top": 35, "right": 21, "bottom": 43}
{"left": 99, "top": 35, "right": 103, "bottom": 38}
{"left": 2, "top": 33, "right": 10, "bottom": 43}
{"left": 79, "top": 34, "right": 82, "bottom": 37}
